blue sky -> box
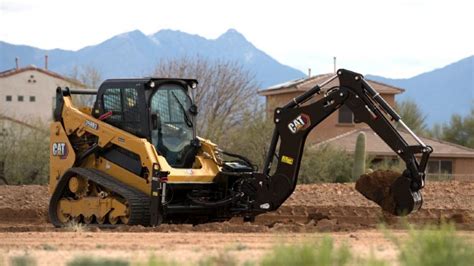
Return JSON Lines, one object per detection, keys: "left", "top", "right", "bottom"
{"left": 1, "top": 0, "right": 473, "bottom": 78}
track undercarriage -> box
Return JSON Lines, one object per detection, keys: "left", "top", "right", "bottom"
{"left": 50, "top": 168, "right": 150, "bottom": 226}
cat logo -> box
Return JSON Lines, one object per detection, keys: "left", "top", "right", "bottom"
{"left": 52, "top": 142, "right": 68, "bottom": 159}
{"left": 288, "top": 114, "right": 311, "bottom": 134}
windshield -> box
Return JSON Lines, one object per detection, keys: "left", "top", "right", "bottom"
{"left": 150, "top": 83, "right": 194, "bottom": 166}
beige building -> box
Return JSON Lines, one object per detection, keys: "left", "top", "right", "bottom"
{"left": 317, "top": 128, "right": 474, "bottom": 180}
{"left": 259, "top": 73, "right": 474, "bottom": 180}
{"left": 0, "top": 63, "right": 84, "bottom": 123}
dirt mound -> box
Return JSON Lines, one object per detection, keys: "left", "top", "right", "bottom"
{"left": 355, "top": 170, "right": 401, "bottom": 214}
{"left": 0, "top": 185, "right": 49, "bottom": 224}
{"left": 0, "top": 181, "right": 473, "bottom": 232}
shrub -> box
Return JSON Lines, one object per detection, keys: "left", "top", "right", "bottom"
{"left": 223, "top": 111, "right": 273, "bottom": 171}
{"left": 393, "top": 223, "right": 474, "bottom": 266}
{"left": 198, "top": 250, "right": 238, "bottom": 266}
{"left": 298, "top": 145, "right": 354, "bottom": 183}
{"left": 261, "top": 237, "right": 351, "bottom": 266}
{"left": 10, "top": 255, "right": 37, "bottom": 266}
{"left": 0, "top": 119, "right": 49, "bottom": 185}
{"left": 137, "top": 256, "right": 175, "bottom": 266}
{"left": 370, "top": 158, "right": 404, "bottom": 173}
{"left": 67, "top": 257, "right": 129, "bottom": 266}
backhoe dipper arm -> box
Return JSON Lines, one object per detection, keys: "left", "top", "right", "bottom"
{"left": 255, "top": 69, "right": 432, "bottom": 216}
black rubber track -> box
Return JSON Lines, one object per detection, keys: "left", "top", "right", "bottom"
{"left": 49, "top": 167, "right": 151, "bottom": 228}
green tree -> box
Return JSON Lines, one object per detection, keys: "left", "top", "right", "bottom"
{"left": 395, "top": 98, "right": 427, "bottom": 135}
{"left": 432, "top": 106, "right": 474, "bottom": 148}
{"left": 299, "top": 144, "right": 353, "bottom": 183}
{"left": 224, "top": 111, "right": 273, "bottom": 169}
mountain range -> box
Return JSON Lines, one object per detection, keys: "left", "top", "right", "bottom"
{"left": 1, "top": 29, "right": 472, "bottom": 125}
{"left": 367, "top": 56, "right": 473, "bottom": 125}
{"left": 0, "top": 29, "right": 305, "bottom": 88}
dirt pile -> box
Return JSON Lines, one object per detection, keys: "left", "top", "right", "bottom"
{"left": 0, "top": 185, "right": 49, "bottom": 224}
{"left": 0, "top": 181, "right": 473, "bottom": 232}
{"left": 355, "top": 170, "right": 401, "bottom": 214}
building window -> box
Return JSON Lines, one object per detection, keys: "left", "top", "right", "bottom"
{"left": 18, "top": 95, "right": 24, "bottom": 102}
{"left": 30, "top": 96, "right": 36, "bottom": 102}
{"left": 338, "top": 104, "right": 353, "bottom": 124}
{"left": 5, "top": 95, "right": 12, "bottom": 102}
{"left": 427, "top": 160, "right": 453, "bottom": 174}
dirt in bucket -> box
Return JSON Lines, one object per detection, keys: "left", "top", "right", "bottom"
{"left": 355, "top": 170, "right": 402, "bottom": 215}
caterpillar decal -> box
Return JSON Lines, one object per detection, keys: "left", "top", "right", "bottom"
{"left": 288, "top": 113, "right": 311, "bottom": 134}
{"left": 52, "top": 142, "right": 68, "bottom": 159}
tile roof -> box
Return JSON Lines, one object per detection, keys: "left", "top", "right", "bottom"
{"left": 259, "top": 73, "right": 404, "bottom": 96}
{"left": 0, "top": 65, "right": 85, "bottom": 87}
{"left": 315, "top": 128, "right": 474, "bottom": 158}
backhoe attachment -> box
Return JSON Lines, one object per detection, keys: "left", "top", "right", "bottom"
{"left": 252, "top": 69, "right": 432, "bottom": 216}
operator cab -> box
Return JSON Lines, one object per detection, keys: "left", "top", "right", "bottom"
{"left": 94, "top": 78, "right": 200, "bottom": 169}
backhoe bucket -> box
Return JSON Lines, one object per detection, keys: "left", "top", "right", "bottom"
{"left": 355, "top": 170, "right": 422, "bottom": 216}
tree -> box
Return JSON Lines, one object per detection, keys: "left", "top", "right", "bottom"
{"left": 69, "top": 65, "right": 102, "bottom": 90}
{"left": 68, "top": 65, "right": 103, "bottom": 107}
{"left": 432, "top": 106, "right": 474, "bottom": 148}
{"left": 395, "top": 98, "right": 427, "bottom": 135}
{"left": 153, "top": 56, "right": 259, "bottom": 144}
{"left": 224, "top": 110, "right": 274, "bottom": 169}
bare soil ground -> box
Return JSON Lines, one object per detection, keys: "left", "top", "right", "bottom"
{"left": 0, "top": 230, "right": 432, "bottom": 265}
{"left": 0, "top": 181, "right": 473, "bottom": 265}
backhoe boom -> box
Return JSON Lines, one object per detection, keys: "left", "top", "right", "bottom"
{"left": 250, "top": 69, "right": 432, "bottom": 216}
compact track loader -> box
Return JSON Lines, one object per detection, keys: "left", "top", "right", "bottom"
{"left": 49, "top": 69, "right": 432, "bottom": 227}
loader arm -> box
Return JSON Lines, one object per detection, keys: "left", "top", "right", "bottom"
{"left": 248, "top": 69, "right": 432, "bottom": 216}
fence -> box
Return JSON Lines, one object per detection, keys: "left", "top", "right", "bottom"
{"left": 426, "top": 173, "right": 474, "bottom": 181}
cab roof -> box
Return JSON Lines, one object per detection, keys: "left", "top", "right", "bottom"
{"left": 102, "top": 78, "right": 198, "bottom": 89}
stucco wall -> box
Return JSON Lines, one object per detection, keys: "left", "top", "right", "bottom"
{"left": 453, "top": 157, "right": 474, "bottom": 177}
{"left": 0, "top": 69, "right": 77, "bottom": 123}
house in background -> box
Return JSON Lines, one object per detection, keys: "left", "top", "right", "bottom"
{"left": 0, "top": 57, "right": 84, "bottom": 123}
{"left": 258, "top": 72, "right": 474, "bottom": 180}
{"left": 317, "top": 128, "right": 474, "bottom": 180}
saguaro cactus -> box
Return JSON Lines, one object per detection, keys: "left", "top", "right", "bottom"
{"left": 352, "top": 132, "right": 366, "bottom": 180}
